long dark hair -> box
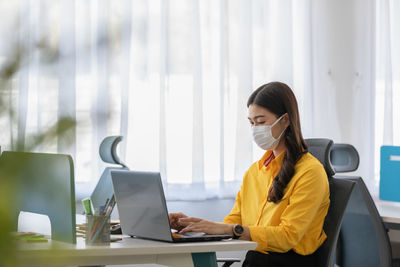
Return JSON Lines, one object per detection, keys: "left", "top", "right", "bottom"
{"left": 247, "top": 82, "right": 308, "bottom": 203}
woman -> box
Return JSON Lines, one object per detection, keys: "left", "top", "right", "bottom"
{"left": 169, "top": 82, "right": 330, "bottom": 267}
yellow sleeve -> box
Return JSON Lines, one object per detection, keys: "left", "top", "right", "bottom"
{"left": 224, "top": 189, "right": 242, "bottom": 225}
{"left": 248, "top": 166, "right": 329, "bottom": 253}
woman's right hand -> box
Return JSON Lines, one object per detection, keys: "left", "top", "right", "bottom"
{"left": 169, "top": 212, "right": 188, "bottom": 231}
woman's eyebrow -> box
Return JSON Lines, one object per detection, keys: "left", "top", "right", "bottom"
{"left": 248, "top": 115, "right": 265, "bottom": 120}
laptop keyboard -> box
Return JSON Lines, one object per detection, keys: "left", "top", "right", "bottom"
{"left": 181, "top": 232, "right": 206, "bottom": 237}
{"left": 172, "top": 231, "right": 206, "bottom": 239}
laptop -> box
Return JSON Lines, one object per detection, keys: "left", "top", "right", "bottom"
{"left": 110, "top": 170, "right": 233, "bottom": 242}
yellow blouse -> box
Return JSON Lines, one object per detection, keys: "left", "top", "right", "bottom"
{"left": 224, "top": 150, "right": 330, "bottom": 255}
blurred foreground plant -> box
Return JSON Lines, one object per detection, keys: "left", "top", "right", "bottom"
{"left": 0, "top": 38, "right": 76, "bottom": 266}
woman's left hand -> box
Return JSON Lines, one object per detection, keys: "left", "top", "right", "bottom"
{"left": 178, "top": 217, "right": 233, "bottom": 235}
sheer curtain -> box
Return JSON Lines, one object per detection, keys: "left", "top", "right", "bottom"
{"left": 376, "top": 0, "right": 400, "bottom": 186}
{"left": 306, "top": 0, "right": 376, "bottom": 194}
{"left": 0, "top": 0, "right": 378, "bottom": 200}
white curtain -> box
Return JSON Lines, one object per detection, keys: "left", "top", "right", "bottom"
{"left": 305, "top": 0, "right": 376, "bottom": 194}
{"left": 0, "top": 0, "right": 380, "bottom": 200}
{"left": 376, "top": 0, "right": 400, "bottom": 185}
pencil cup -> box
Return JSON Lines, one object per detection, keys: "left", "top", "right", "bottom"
{"left": 86, "top": 215, "right": 111, "bottom": 245}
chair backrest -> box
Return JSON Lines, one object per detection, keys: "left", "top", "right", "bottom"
{"left": 90, "top": 166, "right": 127, "bottom": 209}
{"left": 317, "top": 178, "right": 355, "bottom": 267}
{"left": 330, "top": 143, "right": 392, "bottom": 266}
{"left": 0, "top": 151, "right": 76, "bottom": 244}
{"left": 306, "top": 138, "right": 335, "bottom": 177}
{"left": 337, "top": 177, "right": 392, "bottom": 267}
{"left": 91, "top": 136, "right": 128, "bottom": 210}
{"left": 306, "top": 138, "right": 355, "bottom": 267}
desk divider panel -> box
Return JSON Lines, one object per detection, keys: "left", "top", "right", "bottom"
{"left": 192, "top": 252, "right": 218, "bottom": 267}
{"left": 0, "top": 151, "right": 76, "bottom": 244}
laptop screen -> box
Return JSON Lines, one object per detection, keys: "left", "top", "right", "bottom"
{"left": 111, "top": 170, "right": 173, "bottom": 242}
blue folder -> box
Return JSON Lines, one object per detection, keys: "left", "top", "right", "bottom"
{"left": 380, "top": 146, "right": 400, "bottom": 202}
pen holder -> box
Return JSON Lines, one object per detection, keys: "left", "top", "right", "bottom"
{"left": 86, "top": 215, "right": 111, "bottom": 245}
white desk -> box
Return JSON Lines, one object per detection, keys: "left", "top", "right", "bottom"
{"left": 17, "top": 236, "right": 257, "bottom": 267}
{"left": 374, "top": 199, "right": 400, "bottom": 230}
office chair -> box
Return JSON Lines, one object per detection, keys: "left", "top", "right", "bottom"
{"left": 90, "top": 136, "right": 128, "bottom": 210}
{"left": 306, "top": 138, "right": 355, "bottom": 267}
{"left": 330, "top": 144, "right": 400, "bottom": 267}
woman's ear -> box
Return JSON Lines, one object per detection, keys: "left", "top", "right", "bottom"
{"left": 283, "top": 113, "right": 290, "bottom": 128}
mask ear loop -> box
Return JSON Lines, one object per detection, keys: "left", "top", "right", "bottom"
{"left": 273, "top": 113, "right": 288, "bottom": 139}
{"left": 271, "top": 113, "right": 287, "bottom": 127}
{"left": 276, "top": 127, "right": 287, "bottom": 140}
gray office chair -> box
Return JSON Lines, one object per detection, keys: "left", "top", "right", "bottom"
{"left": 306, "top": 138, "right": 355, "bottom": 267}
{"left": 331, "top": 144, "right": 400, "bottom": 267}
{"left": 90, "top": 136, "right": 128, "bottom": 210}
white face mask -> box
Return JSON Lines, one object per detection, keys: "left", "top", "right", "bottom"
{"left": 251, "top": 115, "right": 286, "bottom": 150}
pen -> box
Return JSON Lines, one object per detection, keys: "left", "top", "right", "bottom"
{"left": 105, "top": 196, "right": 116, "bottom": 216}
{"left": 99, "top": 206, "right": 105, "bottom": 214}
{"left": 89, "top": 220, "right": 100, "bottom": 238}
{"left": 102, "top": 198, "right": 110, "bottom": 215}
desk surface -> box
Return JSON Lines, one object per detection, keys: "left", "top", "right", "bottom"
{"left": 18, "top": 236, "right": 257, "bottom": 267}
{"left": 374, "top": 198, "right": 400, "bottom": 228}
